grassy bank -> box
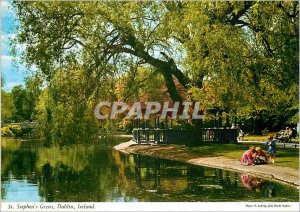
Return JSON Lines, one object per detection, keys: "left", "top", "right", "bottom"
{"left": 243, "top": 134, "right": 299, "bottom": 143}
{"left": 188, "top": 143, "right": 299, "bottom": 170}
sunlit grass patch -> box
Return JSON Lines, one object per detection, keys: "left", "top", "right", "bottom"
{"left": 188, "top": 143, "right": 299, "bottom": 170}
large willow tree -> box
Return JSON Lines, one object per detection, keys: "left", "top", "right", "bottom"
{"left": 12, "top": 1, "right": 299, "bottom": 135}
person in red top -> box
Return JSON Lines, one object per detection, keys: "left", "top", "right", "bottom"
{"left": 253, "top": 146, "right": 268, "bottom": 165}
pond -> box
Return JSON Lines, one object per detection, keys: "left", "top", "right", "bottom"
{"left": 1, "top": 137, "right": 299, "bottom": 202}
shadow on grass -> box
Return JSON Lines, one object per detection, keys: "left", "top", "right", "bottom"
{"left": 275, "top": 148, "right": 299, "bottom": 158}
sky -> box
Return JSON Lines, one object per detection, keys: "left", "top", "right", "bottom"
{"left": 1, "top": 0, "right": 33, "bottom": 92}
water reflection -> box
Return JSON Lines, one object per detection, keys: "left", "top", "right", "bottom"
{"left": 128, "top": 155, "right": 290, "bottom": 202}
{"left": 240, "top": 174, "right": 276, "bottom": 198}
{"left": 1, "top": 137, "right": 298, "bottom": 202}
{"left": 2, "top": 173, "right": 41, "bottom": 202}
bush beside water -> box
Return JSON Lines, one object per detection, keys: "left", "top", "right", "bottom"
{"left": 1, "top": 125, "right": 26, "bottom": 137}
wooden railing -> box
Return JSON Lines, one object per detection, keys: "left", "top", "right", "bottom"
{"left": 201, "top": 128, "right": 238, "bottom": 143}
{"left": 132, "top": 127, "right": 238, "bottom": 145}
{"left": 133, "top": 128, "right": 188, "bottom": 144}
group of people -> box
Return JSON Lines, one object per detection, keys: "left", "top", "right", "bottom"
{"left": 277, "top": 127, "right": 295, "bottom": 143}
{"left": 240, "top": 135, "right": 276, "bottom": 166}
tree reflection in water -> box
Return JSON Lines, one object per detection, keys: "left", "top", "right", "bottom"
{"left": 130, "top": 155, "right": 296, "bottom": 201}
{"left": 1, "top": 137, "right": 298, "bottom": 202}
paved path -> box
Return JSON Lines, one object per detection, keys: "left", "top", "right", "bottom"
{"left": 114, "top": 140, "right": 137, "bottom": 151}
{"left": 115, "top": 142, "right": 299, "bottom": 188}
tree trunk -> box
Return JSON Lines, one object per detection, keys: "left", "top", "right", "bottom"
{"left": 123, "top": 32, "right": 190, "bottom": 101}
{"left": 253, "top": 117, "right": 262, "bottom": 135}
{"left": 161, "top": 71, "right": 182, "bottom": 101}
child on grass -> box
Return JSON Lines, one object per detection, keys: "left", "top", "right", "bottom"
{"left": 265, "top": 135, "right": 276, "bottom": 163}
{"left": 253, "top": 146, "right": 268, "bottom": 165}
{"left": 240, "top": 146, "right": 256, "bottom": 166}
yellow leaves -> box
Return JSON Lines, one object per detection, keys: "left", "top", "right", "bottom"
{"left": 1, "top": 125, "right": 22, "bottom": 137}
{"left": 1, "top": 127, "right": 14, "bottom": 137}
{"left": 251, "top": 2, "right": 260, "bottom": 16}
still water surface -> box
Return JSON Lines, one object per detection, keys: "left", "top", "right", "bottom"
{"left": 1, "top": 137, "right": 299, "bottom": 202}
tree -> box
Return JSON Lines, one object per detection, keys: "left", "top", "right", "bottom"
{"left": 12, "top": 1, "right": 299, "bottom": 134}
{"left": 12, "top": 1, "right": 192, "bottom": 101}
{"left": 23, "top": 75, "right": 43, "bottom": 120}
{"left": 35, "top": 68, "right": 101, "bottom": 145}
{"left": 9, "top": 75, "right": 43, "bottom": 122}
{"left": 11, "top": 85, "right": 27, "bottom": 121}
{"left": 180, "top": 1, "right": 299, "bottom": 131}
{"left": 1, "top": 90, "right": 16, "bottom": 123}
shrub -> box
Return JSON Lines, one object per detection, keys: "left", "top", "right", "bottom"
{"left": 1, "top": 127, "right": 14, "bottom": 137}
{"left": 8, "top": 125, "right": 23, "bottom": 137}
{"left": 1, "top": 125, "right": 23, "bottom": 137}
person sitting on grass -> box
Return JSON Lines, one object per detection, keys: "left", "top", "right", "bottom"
{"left": 285, "top": 127, "right": 293, "bottom": 142}
{"left": 253, "top": 147, "right": 268, "bottom": 165}
{"left": 265, "top": 135, "right": 276, "bottom": 163}
{"left": 240, "top": 146, "right": 256, "bottom": 166}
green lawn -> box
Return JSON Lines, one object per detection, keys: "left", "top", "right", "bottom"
{"left": 243, "top": 134, "right": 299, "bottom": 143}
{"left": 188, "top": 143, "right": 299, "bottom": 170}
{"left": 243, "top": 135, "right": 269, "bottom": 141}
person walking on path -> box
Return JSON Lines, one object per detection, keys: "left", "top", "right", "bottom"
{"left": 265, "top": 135, "right": 276, "bottom": 163}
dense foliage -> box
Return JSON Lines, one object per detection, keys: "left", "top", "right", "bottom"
{"left": 1, "top": 75, "right": 42, "bottom": 123}
{"left": 1, "top": 1, "right": 298, "bottom": 142}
